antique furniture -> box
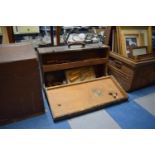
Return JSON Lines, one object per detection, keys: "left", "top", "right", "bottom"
{"left": 38, "top": 43, "right": 128, "bottom": 121}
{"left": 0, "top": 43, "right": 44, "bottom": 125}
{"left": 108, "top": 52, "right": 155, "bottom": 91}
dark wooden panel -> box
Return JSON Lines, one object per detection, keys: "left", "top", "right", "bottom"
{"left": 43, "top": 58, "right": 108, "bottom": 72}
{"left": 0, "top": 43, "right": 44, "bottom": 125}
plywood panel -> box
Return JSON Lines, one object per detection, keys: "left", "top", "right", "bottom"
{"left": 46, "top": 76, "right": 128, "bottom": 120}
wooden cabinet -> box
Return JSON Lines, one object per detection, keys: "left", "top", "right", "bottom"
{"left": 0, "top": 43, "right": 44, "bottom": 125}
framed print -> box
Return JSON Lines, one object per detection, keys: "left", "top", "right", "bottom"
{"left": 121, "top": 32, "right": 141, "bottom": 56}
{"left": 131, "top": 46, "right": 147, "bottom": 56}
{"left": 127, "top": 46, "right": 147, "bottom": 58}
{"left": 124, "top": 34, "right": 140, "bottom": 56}
{"left": 116, "top": 26, "right": 152, "bottom": 57}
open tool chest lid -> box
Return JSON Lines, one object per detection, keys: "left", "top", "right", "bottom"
{"left": 45, "top": 76, "right": 128, "bottom": 121}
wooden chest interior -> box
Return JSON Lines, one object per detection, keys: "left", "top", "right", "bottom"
{"left": 38, "top": 44, "right": 109, "bottom": 87}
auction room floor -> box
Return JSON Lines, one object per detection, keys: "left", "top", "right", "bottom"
{"left": 1, "top": 85, "right": 155, "bottom": 129}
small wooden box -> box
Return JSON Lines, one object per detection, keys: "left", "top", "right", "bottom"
{"left": 38, "top": 43, "right": 128, "bottom": 121}
{"left": 0, "top": 43, "right": 44, "bottom": 125}
{"left": 108, "top": 52, "right": 155, "bottom": 91}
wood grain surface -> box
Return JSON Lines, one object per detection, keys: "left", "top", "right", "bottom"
{"left": 46, "top": 76, "right": 128, "bottom": 120}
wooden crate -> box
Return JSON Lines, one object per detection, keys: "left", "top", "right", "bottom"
{"left": 37, "top": 43, "right": 128, "bottom": 121}
{"left": 0, "top": 43, "right": 44, "bottom": 125}
{"left": 108, "top": 52, "right": 155, "bottom": 91}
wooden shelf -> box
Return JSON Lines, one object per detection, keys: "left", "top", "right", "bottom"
{"left": 43, "top": 58, "right": 108, "bottom": 72}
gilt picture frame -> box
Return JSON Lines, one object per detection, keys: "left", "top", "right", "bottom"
{"left": 117, "top": 26, "right": 152, "bottom": 57}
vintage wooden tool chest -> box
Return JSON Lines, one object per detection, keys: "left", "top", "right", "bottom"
{"left": 38, "top": 43, "right": 128, "bottom": 121}
{"left": 0, "top": 43, "right": 44, "bottom": 125}
{"left": 108, "top": 52, "right": 155, "bottom": 91}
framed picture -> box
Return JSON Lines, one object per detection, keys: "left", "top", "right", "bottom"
{"left": 127, "top": 46, "right": 147, "bottom": 58}
{"left": 116, "top": 26, "right": 152, "bottom": 57}
{"left": 125, "top": 35, "right": 139, "bottom": 49}
{"left": 128, "top": 49, "right": 154, "bottom": 62}
{"left": 131, "top": 46, "right": 147, "bottom": 56}
{"left": 124, "top": 34, "right": 140, "bottom": 56}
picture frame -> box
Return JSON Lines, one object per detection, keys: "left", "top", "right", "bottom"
{"left": 124, "top": 34, "right": 140, "bottom": 56}
{"left": 116, "top": 26, "right": 152, "bottom": 57}
{"left": 127, "top": 46, "right": 147, "bottom": 58}
{"left": 129, "top": 53, "right": 154, "bottom": 62}
{"left": 131, "top": 46, "right": 147, "bottom": 56}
